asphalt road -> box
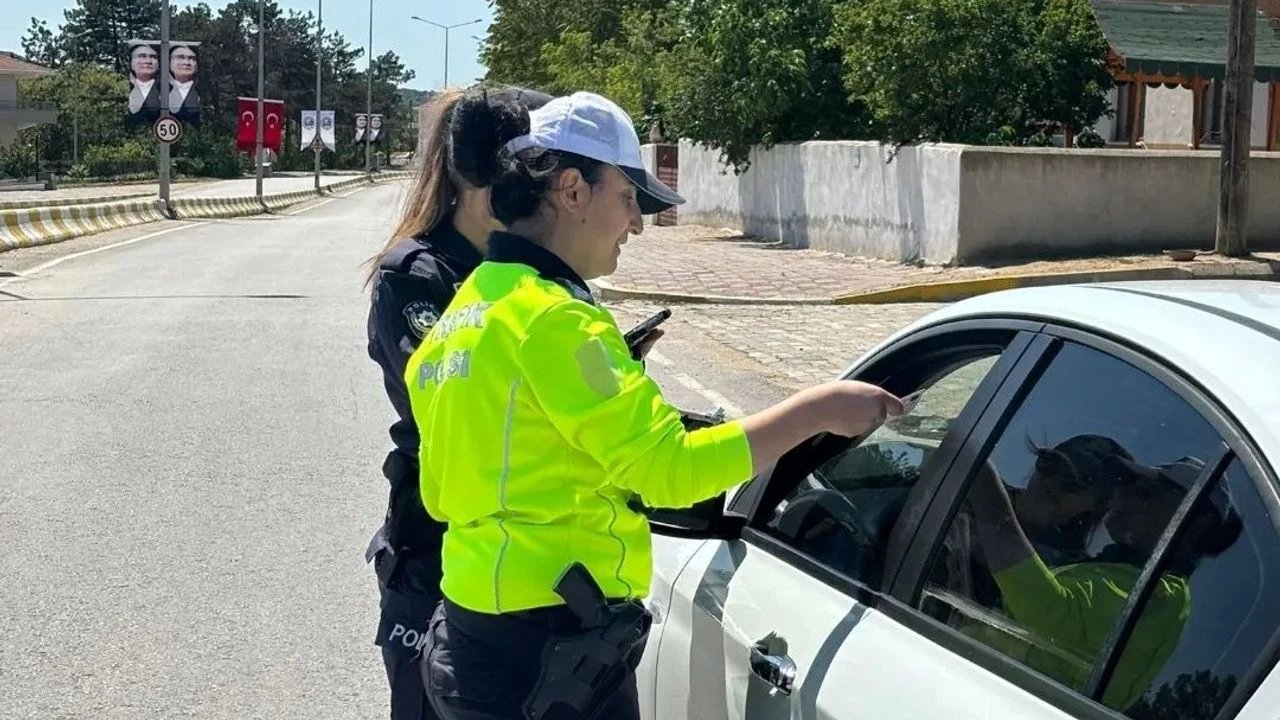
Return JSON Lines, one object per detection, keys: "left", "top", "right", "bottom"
{"left": 1, "top": 182, "right": 412, "bottom": 719}
{"left": 0, "top": 180, "right": 943, "bottom": 719}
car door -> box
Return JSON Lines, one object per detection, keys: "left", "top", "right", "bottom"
{"left": 891, "top": 325, "right": 1280, "bottom": 720}
{"left": 650, "top": 321, "right": 1069, "bottom": 719}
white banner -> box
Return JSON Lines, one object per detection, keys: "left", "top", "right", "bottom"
{"left": 369, "top": 114, "right": 383, "bottom": 143}
{"left": 300, "top": 110, "right": 318, "bottom": 150}
{"left": 319, "top": 110, "right": 335, "bottom": 151}
{"left": 355, "top": 113, "right": 367, "bottom": 142}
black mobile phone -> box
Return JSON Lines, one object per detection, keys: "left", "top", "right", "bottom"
{"left": 624, "top": 308, "right": 672, "bottom": 348}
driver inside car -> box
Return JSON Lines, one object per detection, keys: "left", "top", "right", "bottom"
{"left": 961, "top": 440, "right": 1241, "bottom": 710}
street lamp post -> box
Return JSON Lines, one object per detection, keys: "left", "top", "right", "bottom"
{"left": 408, "top": 16, "right": 482, "bottom": 88}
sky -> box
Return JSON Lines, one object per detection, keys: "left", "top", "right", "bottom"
{"left": 3, "top": 0, "right": 493, "bottom": 91}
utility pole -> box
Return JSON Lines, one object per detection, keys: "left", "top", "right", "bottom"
{"left": 1216, "top": 0, "right": 1257, "bottom": 256}
{"left": 314, "top": 0, "right": 323, "bottom": 190}
{"left": 366, "top": 0, "right": 373, "bottom": 173}
{"left": 255, "top": 0, "right": 265, "bottom": 199}
{"left": 158, "top": 1, "right": 171, "bottom": 206}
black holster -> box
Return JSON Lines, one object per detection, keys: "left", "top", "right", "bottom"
{"left": 523, "top": 564, "right": 652, "bottom": 720}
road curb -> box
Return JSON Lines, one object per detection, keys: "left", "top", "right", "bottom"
{"left": 0, "top": 192, "right": 153, "bottom": 211}
{"left": 589, "top": 277, "right": 835, "bottom": 305}
{"left": 590, "top": 260, "right": 1280, "bottom": 306}
{"left": 0, "top": 171, "right": 412, "bottom": 254}
{"left": 0, "top": 198, "right": 170, "bottom": 252}
{"left": 833, "top": 262, "right": 1280, "bottom": 304}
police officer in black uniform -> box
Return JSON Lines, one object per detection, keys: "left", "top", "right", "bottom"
{"left": 364, "top": 85, "right": 552, "bottom": 720}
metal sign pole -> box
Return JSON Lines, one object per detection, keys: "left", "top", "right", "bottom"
{"left": 158, "top": 3, "right": 171, "bottom": 206}
{"left": 314, "top": 0, "right": 323, "bottom": 191}
{"left": 365, "top": 0, "right": 373, "bottom": 173}
{"left": 255, "top": 0, "right": 265, "bottom": 199}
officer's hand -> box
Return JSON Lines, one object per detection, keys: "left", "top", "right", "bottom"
{"left": 631, "top": 329, "right": 665, "bottom": 361}
{"left": 819, "top": 381, "right": 905, "bottom": 438}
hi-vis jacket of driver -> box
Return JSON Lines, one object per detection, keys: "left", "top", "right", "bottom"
{"left": 403, "top": 231, "right": 753, "bottom": 614}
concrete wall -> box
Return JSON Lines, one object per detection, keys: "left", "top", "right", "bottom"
{"left": 957, "top": 146, "right": 1280, "bottom": 261}
{"left": 679, "top": 140, "right": 1280, "bottom": 264}
{"left": 679, "top": 140, "right": 964, "bottom": 264}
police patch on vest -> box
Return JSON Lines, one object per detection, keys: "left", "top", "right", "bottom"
{"left": 575, "top": 337, "right": 622, "bottom": 397}
{"left": 402, "top": 301, "right": 439, "bottom": 339}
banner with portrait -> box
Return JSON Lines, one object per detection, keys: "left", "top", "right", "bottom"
{"left": 126, "top": 39, "right": 202, "bottom": 127}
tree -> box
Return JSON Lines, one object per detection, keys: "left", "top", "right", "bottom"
{"left": 834, "top": 0, "right": 1112, "bottom": 146}
{"left": 483, "top": 0, "right": 648, "bottom": 89}
{"left": 1127, "top": 671, "right": 1237, "bottom": 720}
{"left": 61, "top": 0, "right": 162, "bottom": 73}
{"left": 659, "top": 0, "right": 868, "bottom": 172}
{"left": 18, "top": 62, "right": 132, "bottom": 166}
{"left": 21, "top": 19, "right": 63, "bottom": 68}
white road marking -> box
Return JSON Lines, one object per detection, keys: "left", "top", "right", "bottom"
{"left": 0, "top": 222, "right": 206, "bottom": 286}
{"left": 287, "top": 197, "right": 337, "bottom": 215}
{"left": 647, "top": 350, "right": 745, "bottom": 418}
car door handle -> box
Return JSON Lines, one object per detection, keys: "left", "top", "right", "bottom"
{"left": 749, "top": 642, "right": 797, "bottom": 696}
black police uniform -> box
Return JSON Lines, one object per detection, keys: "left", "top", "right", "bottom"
{"left": 366, "top": 215, "right": 482, "bottom": 720}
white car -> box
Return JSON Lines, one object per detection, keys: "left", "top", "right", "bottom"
{"left": 638, "top": 280, "right": 1280, "bottom": 720}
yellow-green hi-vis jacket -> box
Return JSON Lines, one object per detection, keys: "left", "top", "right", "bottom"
{"left": 404, "top": 232, "right": 754, "bottom": 614}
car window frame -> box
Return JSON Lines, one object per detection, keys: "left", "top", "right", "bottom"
{"left": 887, "top": 321, "right": 1280, "bottom": 720}
{"left": 724, "top": 318, "right": 1047, "bottom": 606}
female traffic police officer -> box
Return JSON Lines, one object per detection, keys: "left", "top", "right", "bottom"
{"left": 364, "top": 85, "right": 551, "bottom": 719}
{"left": 405, "top": 91, "right": 905, "bottom": 720}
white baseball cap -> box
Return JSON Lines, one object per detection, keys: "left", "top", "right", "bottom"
{"left": 503, "top": 91, "right": 684, "bottom": 214}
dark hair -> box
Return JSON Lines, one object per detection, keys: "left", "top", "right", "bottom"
{"left": 453, "top": 91, "right": 610, "bottom": 226}
{"left": 365, "top": 86, "right": 551, "bottom": 287}
{"left": 448, "top": 87, "right": 553, "bottom": 189}
{"left": 490, "top": 148, "right": 607, "bottom": 226}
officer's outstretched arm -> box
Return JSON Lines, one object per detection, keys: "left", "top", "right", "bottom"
{"left": 520, "top": 303, "right": 753, "bottom": 509}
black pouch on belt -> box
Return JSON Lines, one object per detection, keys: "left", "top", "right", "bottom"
{"left": 523, "top": 563, "right": 653, "bottom": 720}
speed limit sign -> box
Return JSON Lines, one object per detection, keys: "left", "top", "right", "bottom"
{"left": 153, "top": 116, "right": 182, "bottom": 144}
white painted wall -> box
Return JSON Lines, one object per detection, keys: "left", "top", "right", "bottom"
{"left": 0, "top": 76, "right": 16, "bottom": 105}
{"left": 678, "top": 139, "right": 964, "bottom": 264}
{"left": 678, "top": 141, "right": 1280, "bottom": 264}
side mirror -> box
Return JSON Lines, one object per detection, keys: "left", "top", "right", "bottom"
{"left": 642, "top": 492, "right": 746, "bottom": 540}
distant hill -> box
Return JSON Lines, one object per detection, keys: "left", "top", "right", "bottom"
{"left": 398, "top": 88, "right": 434, "bottom": 108}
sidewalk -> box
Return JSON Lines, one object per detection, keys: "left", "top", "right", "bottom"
{"left": 595, "top": 226, "right": 1280, "bottom": 304}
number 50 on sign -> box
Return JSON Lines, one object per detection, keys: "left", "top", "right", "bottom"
{"left": 153, "top": 116, "right": 182, "bottom": 144}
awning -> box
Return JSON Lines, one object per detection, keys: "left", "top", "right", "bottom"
{"left": 1090, "top": 0, "right": 1280, "bottom": 81}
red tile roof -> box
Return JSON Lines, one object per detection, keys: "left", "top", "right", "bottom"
{"left": 0, "top": 51, "right": 54, "bottom": 76}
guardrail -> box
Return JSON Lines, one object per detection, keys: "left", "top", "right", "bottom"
{"left": 0, "top": 171, "right": 413, "bottom": 253}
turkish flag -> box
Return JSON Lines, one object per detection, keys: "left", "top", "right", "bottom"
{"left": 236, "top": 97, "right": 286, "bottom": 153}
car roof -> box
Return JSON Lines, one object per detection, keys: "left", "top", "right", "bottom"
{"left": 863, "top": 280, "right": 1280, "bottom": 470}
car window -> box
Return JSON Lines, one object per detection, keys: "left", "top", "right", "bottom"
{"left": 1120, "top": 458, "right": 1280, "bottom": 720}
{"left": 759, "top": 352, "right": 1001, "bottom": 590}
{"left": 919, "top": 342, "right": 1225, "bottom": 711}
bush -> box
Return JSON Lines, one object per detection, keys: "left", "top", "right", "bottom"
{"left": 82, "top": 140, "right": 153, "bottom": 179}
{"left": 0, "top": 143, "right": 38, "bottom": 180}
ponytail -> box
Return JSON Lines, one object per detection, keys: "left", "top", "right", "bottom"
{"left": 363, "top": 88, "right": 465, "bottom": 287}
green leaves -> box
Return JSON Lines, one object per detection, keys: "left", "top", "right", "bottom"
{"left": 834, "top": 0, "right": 1112, "bottom": 145}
